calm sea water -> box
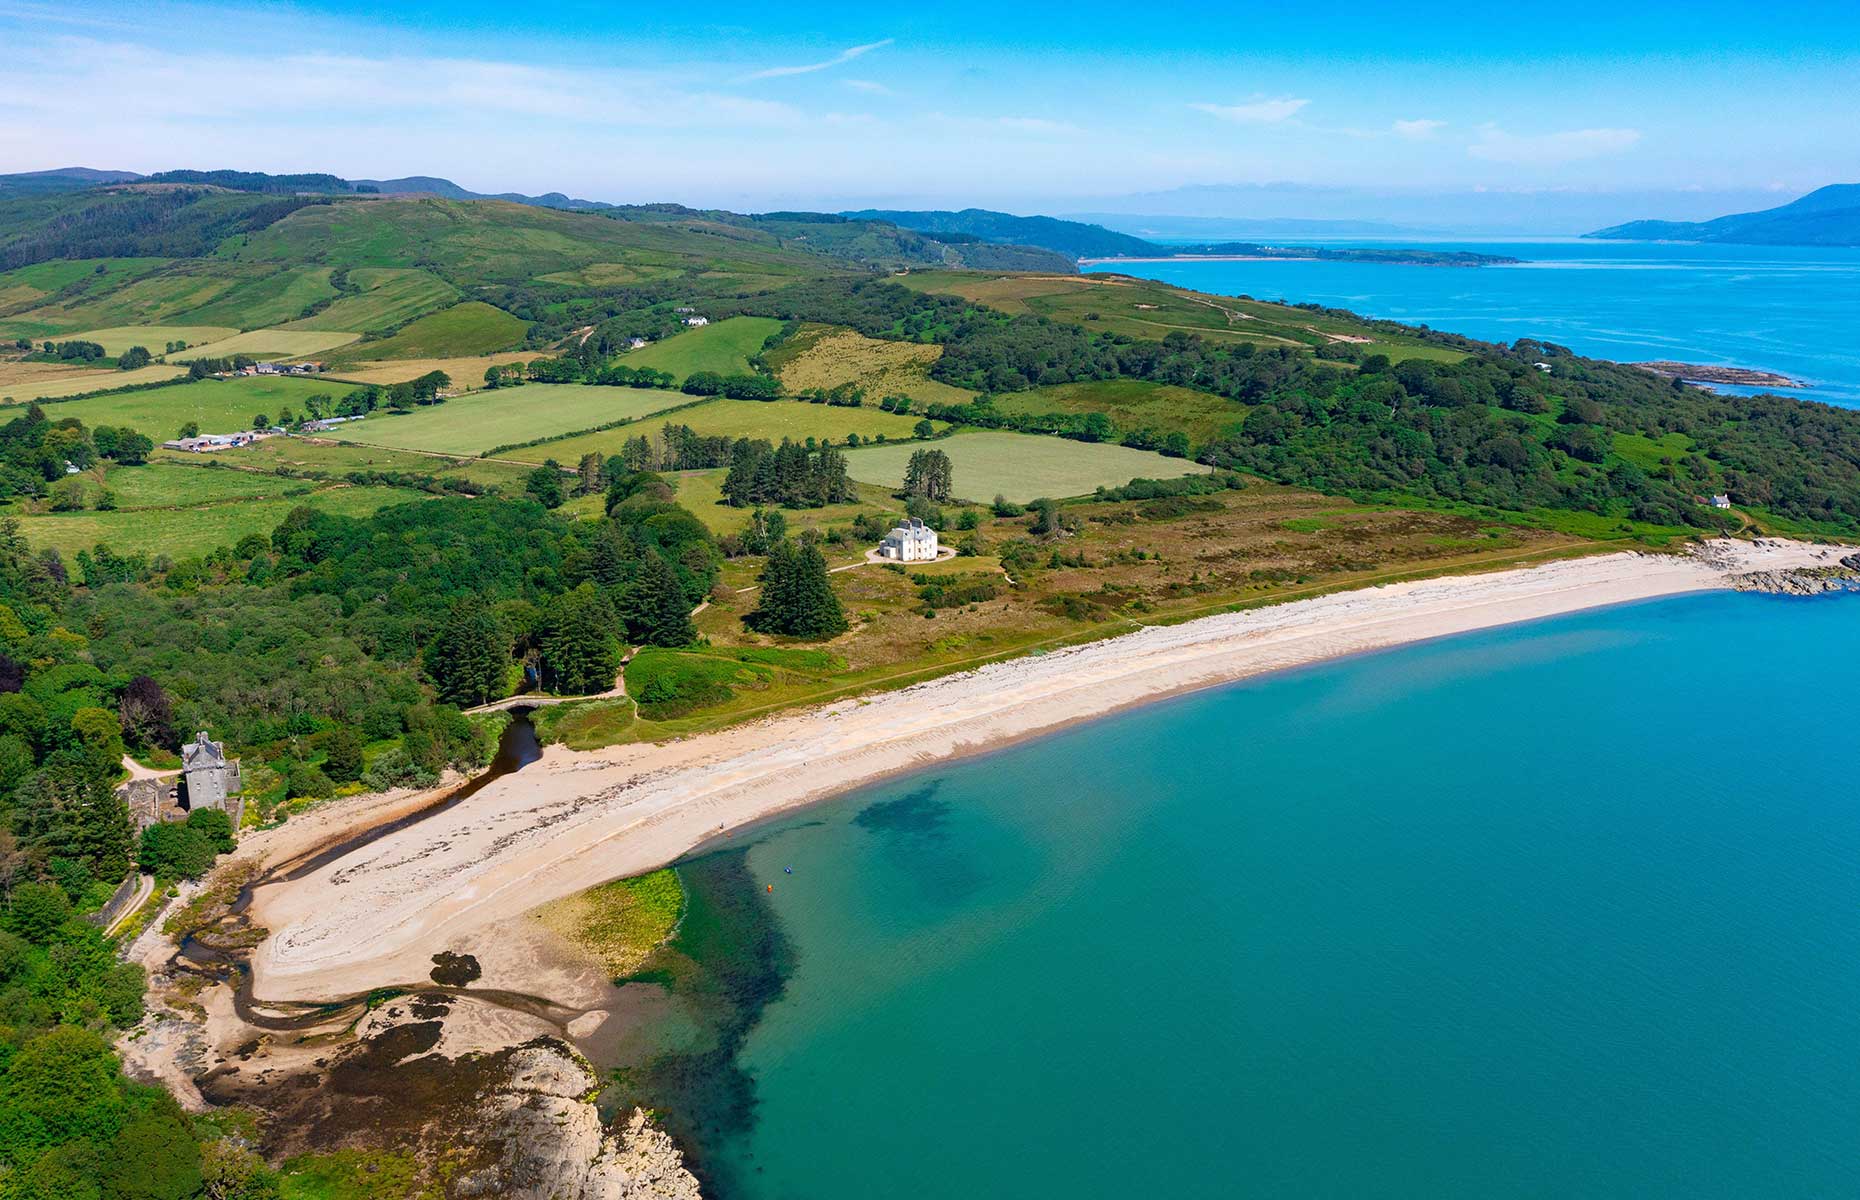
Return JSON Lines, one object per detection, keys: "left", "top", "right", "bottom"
{"left": 691, "top": 591, "right": 1860, "bottom": 1198}
{"left": 1085, "top": 240, "right": 1860, "bottom": 408}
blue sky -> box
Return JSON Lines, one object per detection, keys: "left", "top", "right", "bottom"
{"left": 1, "top": 0, "right": 1855, "bottom": 228}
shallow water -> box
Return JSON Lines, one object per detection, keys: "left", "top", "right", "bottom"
{"left": 678, "top": 591, "right": 1860, "bottom": 1198}
{"left": 1087, "top": 240, "right": 1860, "bottom": 407}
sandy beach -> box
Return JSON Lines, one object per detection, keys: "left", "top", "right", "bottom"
{"left": 248, "top": 538, "right": 1850, "bottom": 1003}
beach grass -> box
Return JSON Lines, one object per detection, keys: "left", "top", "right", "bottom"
{"left": 533, "top": 867, "right": 685, "bottom": 978}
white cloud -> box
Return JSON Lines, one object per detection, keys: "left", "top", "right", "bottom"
{"left": 740, "top": 39, "right": 893, "bottom": 82}
{"left": 1392, "top": 118, "right": 1446, "bottom": 139}
{"left": 1190, "top": 97, "right": 1309, "bottom": 125}
{"left": 844, "top": 79, "right": 891, "bottom": 95}
{"left": 0, "top": 39, "right": 806, "bottom": 129}
{"left": 1467, "top": 125, "right": 1641, "bottom": 164}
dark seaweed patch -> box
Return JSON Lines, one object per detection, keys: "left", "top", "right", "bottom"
{"left": 853, "top": 781, "right": 953, "bottom": 839}
{"left": 429, "top": 951, "right": 482, "bottom": 986}
{"left": 609, "top": 849, "right": 794, "bottom": 1198}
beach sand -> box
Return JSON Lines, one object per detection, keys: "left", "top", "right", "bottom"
{"left": 247, "top": 538, "right": 1850, "bottom": 1004}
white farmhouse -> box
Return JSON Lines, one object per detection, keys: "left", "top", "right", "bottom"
{"left": 878, "top": 517, "right": 938, "bottom": 563}
{"left": 683, "top": 316, "right": 710, "bottom": 327}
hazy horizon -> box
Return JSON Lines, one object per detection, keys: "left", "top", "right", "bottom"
{"left": 3, "top": 0, "right": 1854, "bottom": 232}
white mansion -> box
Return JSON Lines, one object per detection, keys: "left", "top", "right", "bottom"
{"left": 878, "top": 517, "right": 939, "bottom": 563}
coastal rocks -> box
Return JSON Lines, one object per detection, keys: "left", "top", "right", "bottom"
{"left": 1632, "top": 361, "right": 1804, "bottom": 389}
{"left": 454, "top": 1039, "right": 702, "bottom": 1200}
{"left": 1728, "top": 569, "right": 1857, "bottom": 596}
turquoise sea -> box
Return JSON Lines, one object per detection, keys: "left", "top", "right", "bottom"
{"left": 1085, "top": 241, "right": 1860, "bottom": 408}
{"left": 660, "top": 591, "right": 1860, "bottom": 1198}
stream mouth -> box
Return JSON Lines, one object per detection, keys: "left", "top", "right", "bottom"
{"left": 169, "top": 712, "right": 547, "bottom": 1030}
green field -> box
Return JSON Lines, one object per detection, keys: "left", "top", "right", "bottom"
{"left": 12, "top": 483, "right": 425, "bottom": 558}
{"left": 0, "top": 363, "right": 188, "bottom": 404}
{"left": 669, "top": 468, "right": 901, "bottom": 534}
{"left": 845, "top": 430, "right": 1209, "bottom": 502}
{"left": 176, "top": 438, "right": 533, "bottom": 490}
{"left": 510, "top": 397, "right": 933, "bottom": 465}
{"left": 286, "top": 268, "right": 460, "bottom": 332}
{"left": 62, "top": 325, "right": 238, "bottom": 356}
{"left": 158, "top": 328, "right": 360, "bottom": 363}
{"left": 32, "top": 376, "right": 357, "bottom": 437}
{"left": 344, "top": 384, "right": 688, "bottom": 456}
{"left": 95, "top": 462, "right": 316, "bottom": 509}
{"left": 0, "top": 264, "right": 257, "bottom": 335}
{"left": 621, "top": 317, "right": 784, "bottom": 380}
{"left": 0, "top": 258, "right": 171, "bottom": 312}
{"left": 168, "top": 266, "right": 339, "bottom": 328}
{"left": 899, "top": 270, "right": 1466, "bottom": 364}
{"left": 991, "top": 379, "right": 1249, "bottom": 448}
{"left": 326, "top": 301, "right": 527, "bottom": 362}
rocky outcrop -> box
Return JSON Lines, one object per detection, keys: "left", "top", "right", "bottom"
{"left": 454, "top": 1040, "right": 701, "bottom": 1200}
{"left": 1728, "top": 567, "right": 1860, "bottom": 595}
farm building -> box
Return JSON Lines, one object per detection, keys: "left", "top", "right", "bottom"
{"left": 162, "top": 431, "right": 267, "bottom": 452}
{"left": 683, "top": 316, "right": 710, "bottom": 327}
{"left": 878, "top": 516, "right": 939, "bottom": 563}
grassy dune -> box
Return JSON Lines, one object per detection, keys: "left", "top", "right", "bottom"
{"left": 845, "top": 430, "right": 1209, "bottom": 502}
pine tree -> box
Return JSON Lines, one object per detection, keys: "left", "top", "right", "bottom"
{"left": 541, "top": 584, "right": 620, "bottom": 693}
{"left": 790, "top": 540, "right": 848, "bottom": 636}
{"left": 748, "top": 539, "right": 846, "bottom": 638}
{"left": 425, "top": 597, "right": 508, "bottom": 706}
{"left": 626, "top": 548, "right": 696, "bottom": 647}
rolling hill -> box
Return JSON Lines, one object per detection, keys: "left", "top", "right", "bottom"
{"left": 1587, "top": 184, "right": 1860, "bottom": 246}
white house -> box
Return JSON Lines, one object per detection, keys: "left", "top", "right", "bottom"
{"left": 878, "top": 517, "right": 938, "bottom": 563}
{"left": 683, "top": 316, "right": 710, "bottom": 327}
{"left": 1710, "top": 493, "right": 1732, "bottom": 509}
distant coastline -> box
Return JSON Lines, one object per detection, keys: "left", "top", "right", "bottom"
{"left": 1080, "top": 246, "right": 1517, "bottom": 268}
{"left": 1632, "top": 361, "right": 1806, "bottom": 389}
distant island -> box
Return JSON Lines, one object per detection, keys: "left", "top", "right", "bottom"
{"left": 1633, "top": 361, "right": 1805, "bottom": 389}
{"left": 844, "top": 208, "right": 1519, "bottom": 267}
{"left": 1587, "top": 183, "right": 1860, "bottom": 247}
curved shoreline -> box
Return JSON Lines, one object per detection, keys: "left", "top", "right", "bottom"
{"left": 248, "top": 538, "right": 1851, "bottom": 1003}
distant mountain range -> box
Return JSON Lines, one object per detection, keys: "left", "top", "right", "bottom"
{"left": 1587, "top": 184, "right": 1860, "bottom": 247}
{"left": 0, "top": 166, "right": 614, "bottom": 210}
